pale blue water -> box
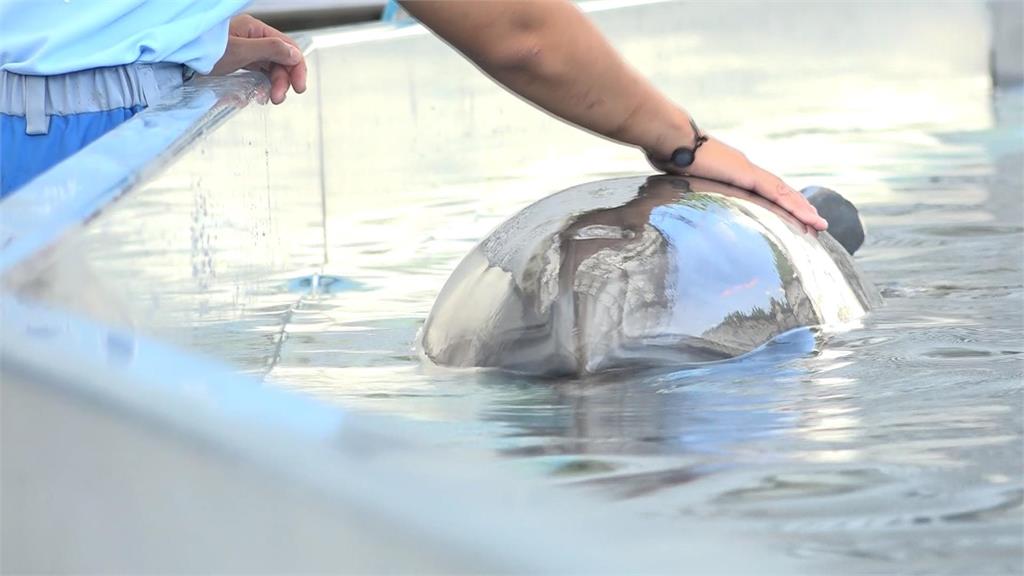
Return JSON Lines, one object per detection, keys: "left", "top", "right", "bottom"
{"left": 262, "top": 87, "right": 1023, "bottom": 573}
{"left": 43, "top": 25, "right": 1023, "bottom": 574}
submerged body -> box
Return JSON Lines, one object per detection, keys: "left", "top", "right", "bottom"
{"left": 421, "top": 176, "right": 880, "bottom": 376}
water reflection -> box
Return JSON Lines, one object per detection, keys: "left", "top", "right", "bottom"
{"left": 480, "top": 329, "right": 829, "bottom": 476}
{"left": 256, "top": 81, "right": 1023, "bottom": 574}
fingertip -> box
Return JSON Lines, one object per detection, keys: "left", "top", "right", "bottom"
{"left": 291, "top": 73, "right": 307, "bottom": 94}
{"left": 292, "top": 59, "right": 308, "bottom": 93}
{"left": 269, "top": 65, "right": 291, "bottom": 104}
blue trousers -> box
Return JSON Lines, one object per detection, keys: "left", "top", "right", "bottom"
{"left": 1, "top": 63, "right": 185, "bottom": 199}
{"left": 1, "top": 106, "right": 142, "bottom": 198}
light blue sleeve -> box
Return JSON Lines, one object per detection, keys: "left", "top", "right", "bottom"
{"left": 0, "top": 0, "right": 252, "bottom": 75}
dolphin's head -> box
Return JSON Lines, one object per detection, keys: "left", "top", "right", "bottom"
{"left": 420, "top": 176, "right": 879, "bottom": 377}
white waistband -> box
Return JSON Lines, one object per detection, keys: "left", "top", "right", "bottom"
{"left": 0, "top": 63, "right": 188, "bottom": 135}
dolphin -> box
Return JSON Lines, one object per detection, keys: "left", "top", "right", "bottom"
{"left": 420, "top": 175, "right": 880, "bottom": 376}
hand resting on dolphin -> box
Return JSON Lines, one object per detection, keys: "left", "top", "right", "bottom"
{"left": 420, "top": 175, "right": 880, "bottom": 377}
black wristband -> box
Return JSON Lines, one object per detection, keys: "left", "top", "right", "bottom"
{"left": 668, "top": 117, "right": 708, "bottom": 169}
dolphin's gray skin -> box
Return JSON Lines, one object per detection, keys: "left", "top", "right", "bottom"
{"left": 421, "top": 176, "right": 880, "bottom": 376}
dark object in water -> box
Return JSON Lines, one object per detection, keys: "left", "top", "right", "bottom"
{"left": 421, "top": 176, "right": 880, "bottom": 376}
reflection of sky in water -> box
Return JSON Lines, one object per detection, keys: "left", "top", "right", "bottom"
{"left": 649, "top": 198, "right": 784, "bottom": 336}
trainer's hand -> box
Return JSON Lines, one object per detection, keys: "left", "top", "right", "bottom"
{"left": 648, "top": 137, "right": 828, "bottom": 231}
{"left": 210, "top": 14, "right": 308, "bottom": 105}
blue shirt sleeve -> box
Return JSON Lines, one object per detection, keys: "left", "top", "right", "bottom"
{"left": 0, "top": 0, "right": 252, "bottom": 75}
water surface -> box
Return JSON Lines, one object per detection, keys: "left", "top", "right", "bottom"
{"left": 35, "top": 7, "right": 1022, "bottom": 572}
{"left": 265, "top": 81, "right": 1023, "bottom": 574}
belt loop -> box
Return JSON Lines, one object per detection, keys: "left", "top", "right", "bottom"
{"left": 24, "top": 75, "right": 49, "bottom": 135}
{"left": 136, "top": 64, "right": 162, "bottom": 108}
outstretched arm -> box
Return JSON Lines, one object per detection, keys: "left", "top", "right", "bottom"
{"left": 400, "top": 0, "right": 827, "bottom": 230}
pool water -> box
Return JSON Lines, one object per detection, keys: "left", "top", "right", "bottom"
{"left": 262, "top": 82, "right": 1023, "bottom": 573}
